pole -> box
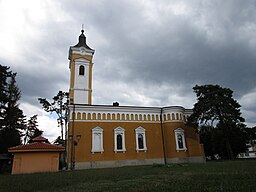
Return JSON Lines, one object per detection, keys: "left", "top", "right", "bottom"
{"left": 160, "top": 108, "right": 167, "bottom": 165}
{"left": 70, "top": 104, "right": 75, "bottom": 170}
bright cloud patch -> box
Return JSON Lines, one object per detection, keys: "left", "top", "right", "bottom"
{"left": 20, "top": 102, "right": 59, "bottom": 142}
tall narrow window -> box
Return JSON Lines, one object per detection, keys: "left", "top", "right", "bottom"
{"left": 91, "top": 127, "right": 104, "bottom": 153}
{"left": 117, "top": 135, "right": 122, "bottom": 149}
{"left": 114, "top": 127, "right": 126, "bottom": 152}
{"left": 135, "top": 127, "right": 147, "bottom": 152}
{"left": 174, "top": 128, "right": 187, "bottom": 151}
{"left": 177, "top": 135, "right": 183, "bottom": 149}
{"left": 79, "top": 65, "right": 85, "bottom": 75}
{"left": 138, "top": 134, "right": 144, "bottom": 149}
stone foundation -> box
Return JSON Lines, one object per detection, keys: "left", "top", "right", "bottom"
{"left": 72, "top": 156, "right": 205, "bottom": 169}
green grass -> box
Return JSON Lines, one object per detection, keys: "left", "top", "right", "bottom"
{"left": 1, "top": 160, "right": 256, "bottom": 192}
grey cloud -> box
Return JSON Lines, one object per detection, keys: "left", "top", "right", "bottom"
{"left": 2, "top": 0, "right": 256, "bottom": 126}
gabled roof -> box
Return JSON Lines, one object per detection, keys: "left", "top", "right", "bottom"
{"left": 8, "top": 142, "right": 65, "bottom": 153}
{"left": 31, "top": 136, "right": 50, "bottom": 143}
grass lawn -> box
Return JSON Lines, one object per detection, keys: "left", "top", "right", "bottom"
{"left": 0, "top": 160, "right": 255, "bottom": 192}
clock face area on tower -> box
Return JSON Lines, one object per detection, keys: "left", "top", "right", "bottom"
{"left": 80, "top": 47, "right": 86, "bottom": 55}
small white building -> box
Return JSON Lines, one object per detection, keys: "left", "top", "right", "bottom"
{"left": 238, "top": 140, "right": 256, "bottom": 159}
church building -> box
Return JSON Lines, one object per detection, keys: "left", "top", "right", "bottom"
{"left": 67, "top": 30, "right": 205, "bottom": 169}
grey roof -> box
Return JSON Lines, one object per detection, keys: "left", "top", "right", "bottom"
{"left": 73, "top": 29, "right": 93, "bottom": 50}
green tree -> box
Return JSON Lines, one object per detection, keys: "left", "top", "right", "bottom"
{"left": 0, "top": 65, "right": 26, "bottom": 153}
{"left": 53, "top": 136, "right": 65, "bottom": 145}
{"left": 38, "top": 91, "right": 69, "bottom": 142}
{"left": 24, "top": 115, "right": 43, "bottom": 144}
{"left": 198, "top": 125, "right": 215, "bottom": 158}
{"left": 188, "top": 84, "right": 246, "bottom": 159}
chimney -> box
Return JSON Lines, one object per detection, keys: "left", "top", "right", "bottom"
{"left": 113, "top": 102, "right": 119, "bottom": 106}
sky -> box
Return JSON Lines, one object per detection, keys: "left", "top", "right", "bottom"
{"left": 0, "top": 0, "right": 256, "bottom": 141}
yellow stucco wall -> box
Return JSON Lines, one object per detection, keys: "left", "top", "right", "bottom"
{"left": 74, "top": 122, "right": 164, "bottom": 162}
{"left": 163, "top": 122, "right": 188, "bottom": 158}
{"left": 68, "top": 120, "right": 204, "bottom": 165}
{"left": 11, "top": 152, "right": 60, "bottom": 174}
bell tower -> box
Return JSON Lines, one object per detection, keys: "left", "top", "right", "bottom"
{"left": 68, "top": 29, "right": 95, "bottom": 105}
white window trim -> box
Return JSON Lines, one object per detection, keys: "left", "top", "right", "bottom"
{"left": 174, "top": 128, "right": 187, "bottom": 152}
{"left": 114, "top": 127, "right": 126, "bottom": 153}
{"left": 91, "top": 126, "right": 104, "bottom": 154}
{"left": 135, "top": 126, "right": 147, "bottom": 152}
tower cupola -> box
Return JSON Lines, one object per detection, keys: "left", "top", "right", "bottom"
{"left": 73, "top": 29, "right": 93, "bottom": 50}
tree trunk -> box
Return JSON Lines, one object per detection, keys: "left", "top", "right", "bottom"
{"left": 226, "top": 139, "right": 234, "bottom": 160}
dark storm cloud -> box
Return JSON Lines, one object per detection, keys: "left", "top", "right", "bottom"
{"left": 2, "top": 0, "right": 256, "bottom": 126}
{"left": 60, "top": 0, "right": 256, "bottom": 98}
{"left": 64, "top": 0, "right": 256, "bottom": 124}
{"left": 6, "top": 22, "right": 73, "bottom": 105}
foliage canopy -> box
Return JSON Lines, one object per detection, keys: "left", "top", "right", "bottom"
{"left": 0, "top": 65, "right": 26, "bottom": 153}
{"left": 188, "top": 84, "right": 246, "bottom": 159}
{"left": 38, "top": 91, "right": 69, "bottom": 141}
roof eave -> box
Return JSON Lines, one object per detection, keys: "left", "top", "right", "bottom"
{"left": 8, "top": 148, "right": 65, "bottom": 153}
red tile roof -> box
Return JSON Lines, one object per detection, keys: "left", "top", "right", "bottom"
{"left": 8, "top": 142, "right": 65, "bottom": 153}
{"left": 31, "top": 136, "right": 49, "bottom": 143}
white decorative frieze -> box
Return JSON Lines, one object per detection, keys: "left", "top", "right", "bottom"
{"left": 69, "top": 105, "right": 192, "bottom": 123}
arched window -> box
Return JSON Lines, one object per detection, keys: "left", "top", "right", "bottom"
{"left": 138, "top": 134, "right": 144, "bottom": 149}
{"left": 79, "top": 65, "right": 85, "bottom": 75}
{"left": 174, "top": 128, "right": 187, "bottom": 151}
{"left": 91, "top": 127, "right": 104, "bottom": 153}
{"left": 117, "top": 135, "right": 123, "bottom": 150}
{"left": 135, "top": 127, "right": 147, "bottom": 152}
{"left": 177, "top": 135, "right": 183, "bottom": 149}
{"left": 114, "top": 127, "right": 126, "bottom": 152}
